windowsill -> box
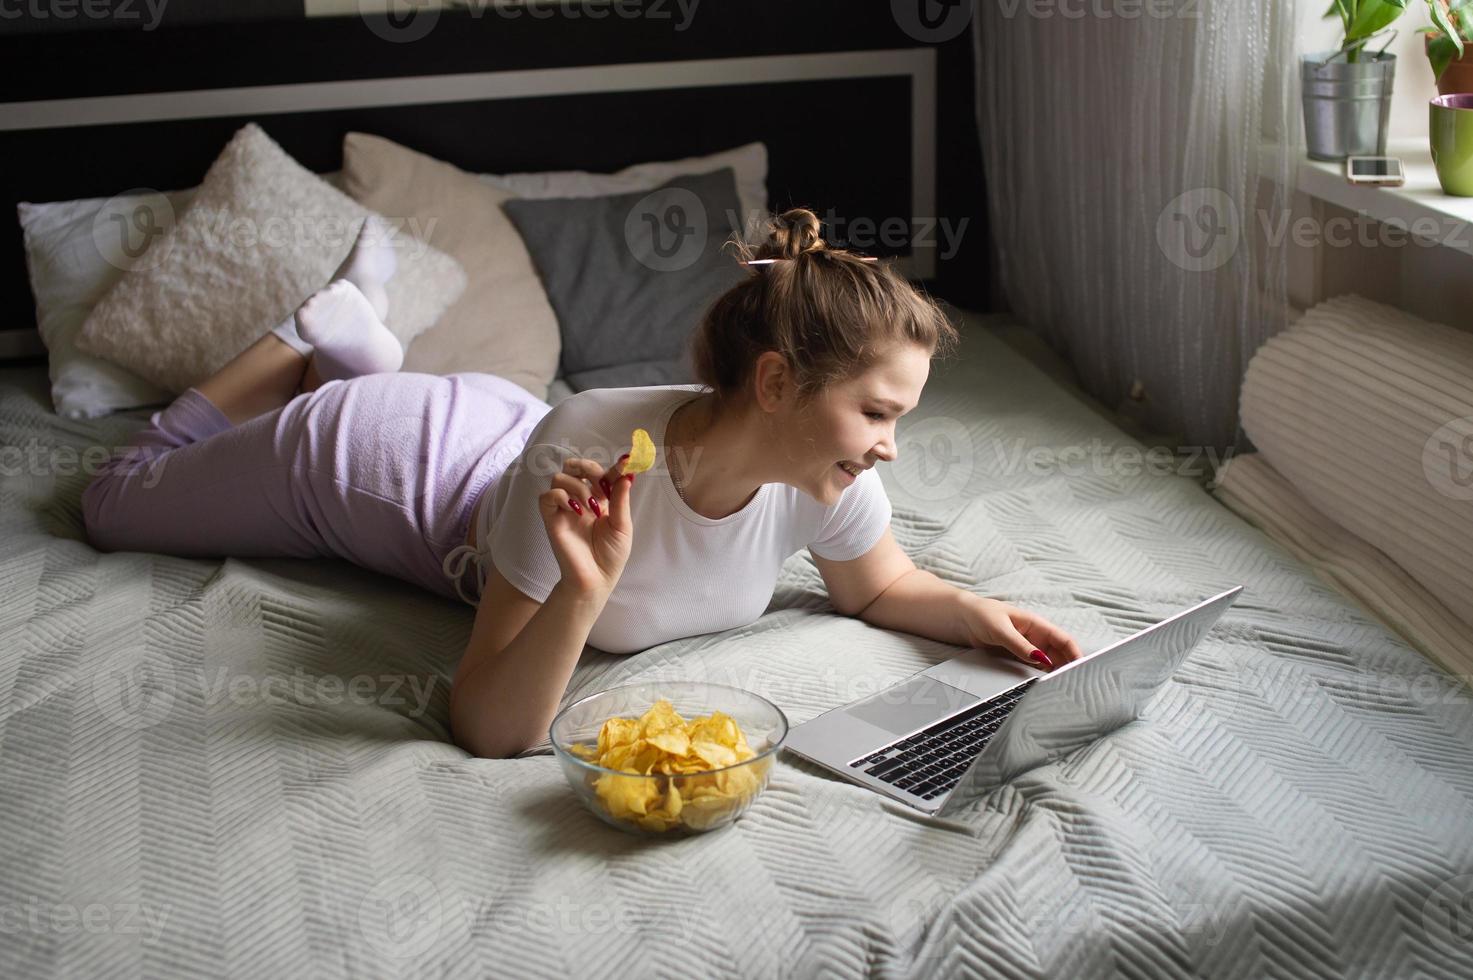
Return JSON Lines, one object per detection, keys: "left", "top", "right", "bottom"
{"left": 1262, "top": 138, "right": 1473, "bottom": 259}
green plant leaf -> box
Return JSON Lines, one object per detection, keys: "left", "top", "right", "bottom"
{"left": 1348, "top": 0, "right": 1408, "bottom": 40}
{"left": 1430, "top": 0, "right": 1458, "bottom": 36}
{"left": 1429, "top": 0, "right": 1468, "bottom": 54}
{"left": 1429, "top": 34, "right": 1462, "bottom": 77}
{"left": 1446, "top": 0, "right": 1473, "bottom": 40}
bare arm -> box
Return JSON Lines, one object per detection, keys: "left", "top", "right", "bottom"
{"left": 450, "top": 573, "right": 610, "bottom": 759}
{"left": 861, "top": 572, "right": 1083, "bottom": 668}
{"left": 449, "top": 454, "right": 635, "bottom": 759}
{"left": 815, "top": 530, "right": 1082, "bottom": 668}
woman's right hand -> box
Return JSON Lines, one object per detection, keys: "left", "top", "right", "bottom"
{"left": 538, "top": 455, "right": 636, "bottom": 598}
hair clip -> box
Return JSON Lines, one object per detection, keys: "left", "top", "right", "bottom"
{"left": 741, "top": 256, "right": 879, "bottom": 265}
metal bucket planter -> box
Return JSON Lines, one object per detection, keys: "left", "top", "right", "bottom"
{"left": 1301, "top": 51, "right": 1396, "bottom": 161}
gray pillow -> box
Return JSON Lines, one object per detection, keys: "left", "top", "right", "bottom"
{"left": 565, "top": 358, "right": 692, "bottom": 392}
{"left": 503, "top": 167, "right": 746, "bottom": 390}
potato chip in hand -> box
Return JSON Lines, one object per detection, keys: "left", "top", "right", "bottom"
{"left": 624, "top": 428, "right": 657, "bottom": 475}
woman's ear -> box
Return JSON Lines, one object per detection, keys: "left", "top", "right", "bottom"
{"left": 753, "top": 351, "right": 790, "bottom": 413}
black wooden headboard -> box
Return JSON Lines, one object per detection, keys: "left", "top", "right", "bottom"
{"left": 0, "top": 1, "right": 967, "bottom": 362}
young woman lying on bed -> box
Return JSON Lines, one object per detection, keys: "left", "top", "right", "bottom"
{"left": 80, "top": 207, "right": 1083, "bottom": 759}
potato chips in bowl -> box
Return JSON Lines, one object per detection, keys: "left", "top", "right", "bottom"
{"left": 550, "top": 682, "right": 789, "bottom": 837}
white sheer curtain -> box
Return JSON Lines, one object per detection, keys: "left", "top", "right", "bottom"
{"left": 974, "top": 0, "right": 1299, "bottom": 454}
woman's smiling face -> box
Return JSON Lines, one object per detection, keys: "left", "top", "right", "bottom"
{"left": 777, "top": 342, "right": 933, "bottom": 506}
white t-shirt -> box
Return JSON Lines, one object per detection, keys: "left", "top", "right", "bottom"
{"left": 469, "top": 384, "right": 892, "bottom": 654}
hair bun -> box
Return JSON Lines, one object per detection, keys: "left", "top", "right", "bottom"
{"left": 753, "top": 207, "right": 826, "bottom": 263}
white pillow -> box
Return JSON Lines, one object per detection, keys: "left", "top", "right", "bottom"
{"left": 74, "top": 123, "right": 467, "bottom": 395}
{"left": 480, "top": 141, "right": 768, "bottom": 236}
{"left": 18, "top": 190, "right": 190, "bottom": 419}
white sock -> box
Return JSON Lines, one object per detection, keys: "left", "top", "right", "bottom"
{"left": 269, "top": 314, "right": 315, "bottom": 358}
{"left": 295, "top": 280, "right": 403, "bottom": 382}
{"left": 334, "top": 215, "right": 397, "bottom": 321}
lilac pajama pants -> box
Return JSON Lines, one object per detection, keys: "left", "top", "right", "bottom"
{"left": 80, "top": 371, "right": 552, "bottom": 603}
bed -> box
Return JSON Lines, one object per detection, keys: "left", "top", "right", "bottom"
{"left": 4, "top": 10, "right": 1473, "bottom": 979}
{"left": 3, "top": 305, "right": 1473, "bottom": 978}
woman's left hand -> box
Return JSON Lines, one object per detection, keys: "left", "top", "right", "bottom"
{"left": 960, "top": 597, "right": 1083, "bottom": 670}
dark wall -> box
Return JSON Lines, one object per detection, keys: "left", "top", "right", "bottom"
{"left": 1, "top": 0, "right": 994, "bottom": 313}
{"left": 934, "top": 23, "right": 993, "bottom": 312}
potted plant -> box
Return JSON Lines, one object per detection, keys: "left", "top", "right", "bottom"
{"left": 1302, "top": 0, "right": 1410, "bottom": 160}
{"left": 1421, "top": 0, "right": 1473, "bottom": 94}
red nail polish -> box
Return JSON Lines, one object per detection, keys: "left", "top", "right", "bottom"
{"left": 624, "top": 472, "right": 635, "bottom": 484}
{"left": 588, "top": 496, "right": 601, "bottom": 517}
{"left": 618, "top": 453, "right": 630, "bottom": 464}
{"left": 600, "top": 477, "right": 613, "bottom": 498}
{"left": 1029, "top": 650, "right": 1052, "bottom": 668}
{"left": 569, "top": 500, "right": 583, "bottom": 514}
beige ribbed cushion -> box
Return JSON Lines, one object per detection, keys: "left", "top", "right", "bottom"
{"left": 1240, "top": 294, "right": 1473, "bottom": 627}
{"left": 1214, "top": 452, "right": 1471, "bottom": 677}
{"left": 342, "top": 132, "right": 561, "bottom": 402}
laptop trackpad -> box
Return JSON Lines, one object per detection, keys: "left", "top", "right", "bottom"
{"left": 846, "top": 676, "right": 979, "bottom": 735}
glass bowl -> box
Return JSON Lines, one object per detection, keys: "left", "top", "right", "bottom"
{"left": 549, "top": 681, "right": 789, "bottom": 838}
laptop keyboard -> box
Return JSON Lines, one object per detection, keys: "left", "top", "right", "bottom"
{"left": 848, "top": 679, "right": 1037, "bottom": 801}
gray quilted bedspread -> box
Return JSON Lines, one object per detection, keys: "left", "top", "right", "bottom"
{"left": 3, "top": 320, "right": 1471, "bottom": 979}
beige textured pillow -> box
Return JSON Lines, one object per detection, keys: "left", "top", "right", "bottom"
{"left": 1240, "top": 293, "right": 1473, "bottom": 628}
{"left": 342, "top": 132, "right": 560, "bottom": 402}
{"left": 75, "top": 123, "right": 467, "bottom": 394}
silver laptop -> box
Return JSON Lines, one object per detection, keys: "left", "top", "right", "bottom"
{"left": 783, "top": 586, "right": 1243, "bottom": 818}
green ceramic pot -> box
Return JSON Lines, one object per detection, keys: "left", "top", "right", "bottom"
{"left": 1430, "top": 93, "right": 1473, "bottom": 196}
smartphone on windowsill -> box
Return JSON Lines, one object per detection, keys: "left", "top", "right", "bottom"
{"left": 1345, "top": 156, "right": 1406, "bottom": 187}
